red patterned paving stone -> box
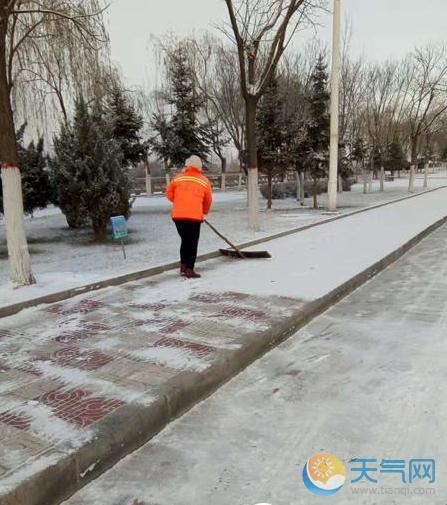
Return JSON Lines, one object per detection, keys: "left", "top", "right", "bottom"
{"left": 191, "top": 292, "right": 250, "bottom": 304}
{"left": 52, "top": 347, "right": 114, "bottom": 371}
{"left": 39, "top": 387, "right": 89, "bottom": 410}
{"left": 68, "top": 397, "right": 124, "bottom": 427}
{"left": 43, "top": 299, "right": 105, "bottom": 316}
{"left": 154, "top": 336, "right": 216, "bottom": 358}
{"left": 66, "top": 299, "right": 105, "bottom": 315}
{"left": 0, "top": 411, "right": 31, "bottom": 431}
{"left": 159, "top": 320, "right": 191, "bottom": 334}
{"left": 15, "top": 361, "right": 43, "bottom": 377}
{"left": 221, "top": 306, "right": 267, "bottom": 322}
{"left": 55, "top": 322, "right": 109, "bottom": 344}
{"left": 55, "top": 330, "right": 90, "bottom": 344}
{"left": 119, "top": 318, "right": 162, "bottom": 330}
{"left": 84, "top": 321, "right": 110, "bottom": 332}
{"left": 129, "top": 303, "right": 166, "bottom": 311}
{"left": 113, "top": 315, "right": 174, "bottom": 332}
{"left": 39, "top": 387, "right": 123, "bottom": 427}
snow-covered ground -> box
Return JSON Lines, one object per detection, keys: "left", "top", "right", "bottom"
{"left": 0, "top": 171, "right": 445, "bottom": 308}
{"left": 62, "top": 219, "right": 447, "bottom": 505}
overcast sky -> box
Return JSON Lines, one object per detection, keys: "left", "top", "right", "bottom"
{"left": 106, "top": 0, "right": 447, "bottom": 90}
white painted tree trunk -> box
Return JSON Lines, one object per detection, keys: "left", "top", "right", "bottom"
{"left": 368, "top": 172, "right": 373, "bottom": 193}
{"left": 1, "top": 166, "right": 35, "bottom": 286}
{"left": 238, "top": 173, "right": 243, "bottom": 189}
{"left": 423, "top": 164, "right": 429, "bottom": 189}
{"left": 379, "top": 165, "right": 385, "bottom": 192}
{"left": 409, "top": 165, "right": 416, "bottom": 193}
{"left": 165, "top": 173, "right": 171, "bottom": 187}
{"left": 247, "top": 168, "right": 260, "bottom": 231}
{"left": 296, "top": 171, "right": 301, "bottom": 201}
{"left": 338, "top": 175, "right": 343, "bottom": 194}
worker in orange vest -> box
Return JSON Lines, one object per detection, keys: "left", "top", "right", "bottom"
{"left": 166, "top": 155, "right": 213, "bottom": 278}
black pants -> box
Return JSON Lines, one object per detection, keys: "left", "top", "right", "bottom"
{"left": 174, "top": 219, "right": 201, "bottom": 269}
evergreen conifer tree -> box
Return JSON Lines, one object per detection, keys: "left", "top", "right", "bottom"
{"left": 257, "top": 75, "right": 288, "bottom": 209}
{"left": 51, "top": 97, "right": 130, "bottom": 241}
{"left": 0, "top": 125, "right": 51, "bottom": 215}
{"left": 150, "top": 46, "right": 210, "bottom": 168}
{"left": 385, "top": 139, "right": 406, "bottom": 176}
{"left": 306, "top": 55, "right": 330, "bottom": 208}
{"left": 107, "top": 87, "right": 146, "bottom": 166}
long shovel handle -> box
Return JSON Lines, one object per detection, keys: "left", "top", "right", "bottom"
{"left": 204, "top": 219, "right": 245, "bottom": 258}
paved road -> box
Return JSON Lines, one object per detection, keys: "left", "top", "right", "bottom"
{"left": 63, "top": 226, "right": 447, "bottom": 504}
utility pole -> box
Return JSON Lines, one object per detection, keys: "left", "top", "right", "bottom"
{"left": 328, "top": 0, "right": 341, "bottom": 212}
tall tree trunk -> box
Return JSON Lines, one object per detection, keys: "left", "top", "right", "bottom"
{"left": 362, "top": 161, "right": 368, "bottom": 194}
{"left": 0, "top": 19, "right": 35, "bottom": 286}
{"left": 312, "top": 177, "right": 319, "bottom": 209}
{"left": 220, "top": 155, "right": 227, "bottom": 174}
{"left": 369, "top": 155, "right": 374, "bottom": 192}
{"left": 409, "top": 138, "right": 417, "bottom": 193}
{"left": 267, "top": 171, "right": 272, "bottom": 210}
{"left": 409, "top": 165, "right": 416, "bottom": 193}
{"left": 299, "top": 171, "right": 305, "bottom": 206}
{"left": 379, "top": 164, "right": 385, "bottom": 192}
{"left": 423, "top": 163, "right": 429, "bottom": 189}
{"left": 145, "top": 162, "right": 152, "bottom": 196}
{"left": 238, "top": 151, "right": 247, "bottom": 176}
{"left": 295, "top": 170, "right": 300, "bottom": 201}
{"left": 245, "top": 95, "right": 259, "bottom": 231}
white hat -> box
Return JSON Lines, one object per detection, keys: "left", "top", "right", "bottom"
{"left": 185, "top": 155, "right": 202, "bottom": 170}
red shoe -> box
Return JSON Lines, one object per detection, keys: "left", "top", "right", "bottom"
{"left": 180, "top": 264, "right": 187, "bottom": 276}
{"left": 185, "top": 268, "right": 201, "bottom": 279}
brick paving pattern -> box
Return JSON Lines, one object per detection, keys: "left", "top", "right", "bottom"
{"left": 0, "top": 277, "right": 301, "bottom": 488}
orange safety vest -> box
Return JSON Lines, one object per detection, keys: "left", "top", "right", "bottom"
{"left": 166, "top": 167, "right": 213, "bottom": 222}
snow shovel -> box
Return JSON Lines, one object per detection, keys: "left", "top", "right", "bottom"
{"left": 204, "top": 219, "right": 271, "bottom": 259}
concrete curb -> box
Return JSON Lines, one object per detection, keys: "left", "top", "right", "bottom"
{"left": 1, "top": 185, "right": 446, "bottom": 320}
{"left": 2, "top": 214, "right": 446, "bottom": 505}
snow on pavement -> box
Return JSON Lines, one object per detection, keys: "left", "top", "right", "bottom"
{"left": 171, "top": 185, "right": 447, "bottom": 301}
{"left": 0, "top": 173, "right": 445, "bottom": 308}
{"left": 0, "top": 182, "right": 446, "bottom": 501}
{"left": 63, "top": 219, "right": 447, "bottom": 505}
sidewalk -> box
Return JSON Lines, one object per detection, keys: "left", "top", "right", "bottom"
{"left": 0, "top": 187, "right": 447, "bottom": 505}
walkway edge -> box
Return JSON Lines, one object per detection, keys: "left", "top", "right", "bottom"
{"left": 1, "top": 185, "right": 446, "bottom": 320}
{"left": 2, "top": 216, "right": 446, "bottom": 505}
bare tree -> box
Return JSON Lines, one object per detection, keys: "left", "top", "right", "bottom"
{"left": 223, "top": 0, "right": 324, "bottom": 230}
{"left": 0, "top": 0, "right": 108, "bottom": 286}
{"left": 401, "top": 45, "right": 447, "bottom": 192}
{"left": 190, "top": 37, "right": 246, "bottom": 173}
{"left": 339, "top": 23, "right": 366, "bottom": 149}
{"left": 363, "top": 60, "right": 407, "bottom": 192}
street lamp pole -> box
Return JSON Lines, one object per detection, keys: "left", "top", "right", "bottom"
{"left": 328, "top": 0, "right": 341, "bottom": 212}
